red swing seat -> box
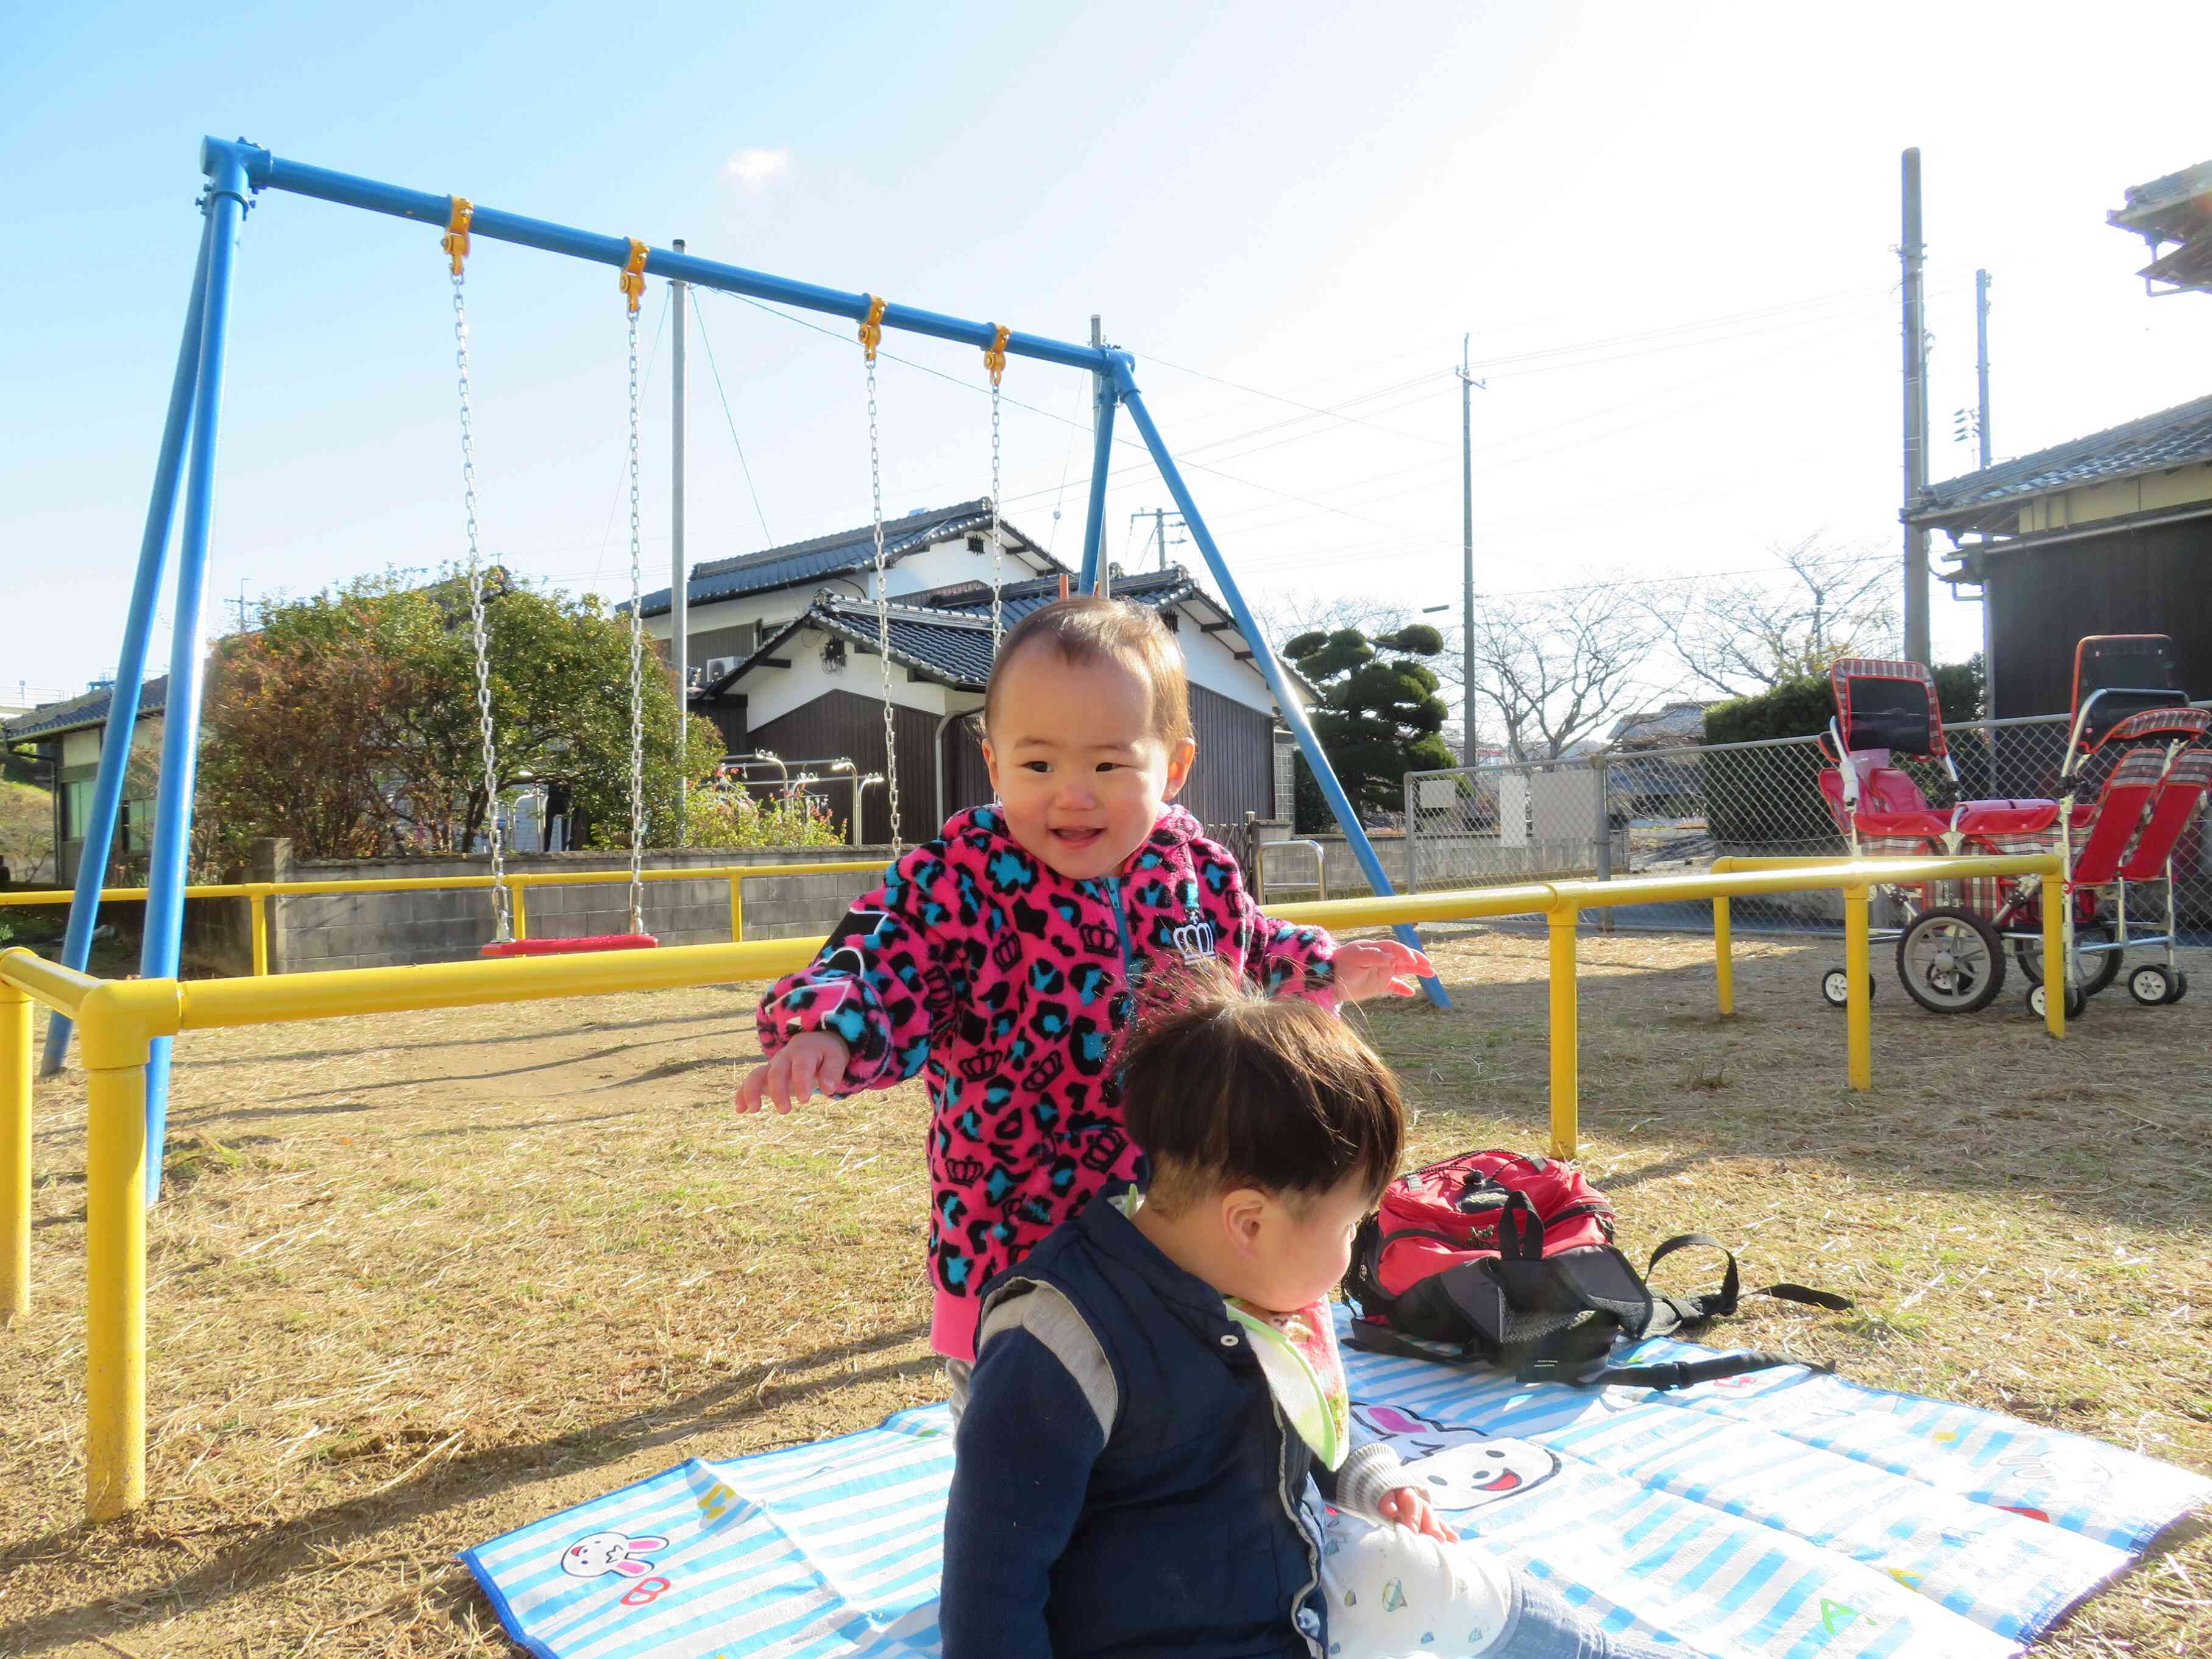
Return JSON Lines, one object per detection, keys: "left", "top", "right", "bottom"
{"left": 480, "top": 934, "right": 660, "bottom": 958}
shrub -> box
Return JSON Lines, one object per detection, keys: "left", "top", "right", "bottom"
{"left": 681, "top": 773, "right": 847, "bottom": 850}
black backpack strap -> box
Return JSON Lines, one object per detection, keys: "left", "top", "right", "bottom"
{"left": 1760, "top": 1282, "right": 1854, "bottom": 1311}
{"left": 1520, "top": 1348, "right": 1831, "bottom": 1391}
{"left": 1344, "top": 1318, "right": 1484, "bottom": 1367}
{"left": 1642, "top": 1234, "right": 1854, "bottom": 1330}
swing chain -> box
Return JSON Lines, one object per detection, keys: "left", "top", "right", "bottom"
{"left": 985, "top": 325, "right": 1009, "bottom": 661}
{"left": 452, "top": 250, "right": 509, "bottom": 942}
{"left": 626, "top": 291, "right": 648, "bottom": 933}
{"left": 866, "top": 335, "right": 902, "bottom": 852}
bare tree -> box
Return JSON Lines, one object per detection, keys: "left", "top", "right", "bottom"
{"left": 1645, "top": 535, "right": 1897, "bottom": 698}
{"left": 1468, "top": 582, "right": 1662, "bottom": 760}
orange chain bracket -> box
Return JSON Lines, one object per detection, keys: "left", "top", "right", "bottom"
{"left": 984, "top": 324, "right": 1010, "bottom": 387}
{"left": 442, "top": 196, "right": 473, "bottom": 276}
{"left": 859, "top": 294, "right": 887, "bottom": 362}
{"left": 620, "top": 238, "right": 648, "bottom": 314}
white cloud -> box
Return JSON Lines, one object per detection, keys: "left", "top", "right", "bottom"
{"left": 723, "top": 147, "right": 790, "bottom": 192}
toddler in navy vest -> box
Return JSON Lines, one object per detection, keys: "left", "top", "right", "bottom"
{"left": 940, "top": 972, "right": 1673, "bottom": 1659}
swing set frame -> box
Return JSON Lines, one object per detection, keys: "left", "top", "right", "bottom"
{"left": 40, "top": 136, "right": 1447, "bottom": 1195}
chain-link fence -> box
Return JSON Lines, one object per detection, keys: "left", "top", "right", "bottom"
{"left": 1405, "top": 711, "right": 2212, "bottom": 941}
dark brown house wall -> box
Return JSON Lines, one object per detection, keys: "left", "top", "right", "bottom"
{"left": 1987, "top": 517, "right": 2212, "bottom": 719}
{"left": 739, "top": 682, "right": 1278, "bottom": 846}
{"left": 688, "top": 623, "right": 757, "bottom": 670}
{"left": 941, "top": 713, "right": 992, "bottom": 819}
{"left": 744, "top": 689, "right": 943, "bottom": 844}
{"left": 698, "top": 695, "right": 748, "bottom": 754}
{"left": 1183, "top": 683, "right": 1275, "bottom": 835}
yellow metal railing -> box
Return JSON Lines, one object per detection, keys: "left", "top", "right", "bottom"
{"left": 0, "top": 851, "right": 2063, "bottom": 1520}
{"left": 0, "top": 859, "right": 892, "bottom": 973}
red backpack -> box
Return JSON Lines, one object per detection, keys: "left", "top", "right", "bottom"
{"left": 1342, "top": 1151, "right": 1849, "bottom": 1390}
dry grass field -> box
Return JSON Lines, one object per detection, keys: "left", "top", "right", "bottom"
{"left": 2, "top": 927, "right": 2206, "bottom": 1657}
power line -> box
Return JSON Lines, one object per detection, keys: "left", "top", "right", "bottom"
{"left": 689, "top": 289, "right": 774, "bottom": 545}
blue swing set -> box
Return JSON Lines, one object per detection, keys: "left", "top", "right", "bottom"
{"left": 43, "top": 136, "right": 1447, "bottom": 1203}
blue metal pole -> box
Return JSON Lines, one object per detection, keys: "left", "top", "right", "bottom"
{"left": 210, "top": 140, "right": 1115, "bottom": 375}
{"left": 138, "top": 140, "right": 251, "bottom": 1204}
{"left": 1110, "top": 361, "right": 1448, "bottom": 1009}
{"left": 1078, "top": 379, "right": 1118, "bottom": 594}
{"left": 38, "top": 215, "right": 217, "bottom": 1076}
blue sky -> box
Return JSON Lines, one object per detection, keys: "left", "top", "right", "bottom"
{"left": 5, "top": 1, "right": 2211, "bottom": 707}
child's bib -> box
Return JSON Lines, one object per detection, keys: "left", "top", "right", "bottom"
{"left": 1228, "top": 1297, "right": 1352, "bottom": 1471}
{"left": 1109, "top": 1192, "right": 1353, "bottom": 1471}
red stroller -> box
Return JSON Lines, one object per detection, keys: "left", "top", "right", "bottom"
{"left": 1817, "top": 637, "right": 2208, "bottom": 1017}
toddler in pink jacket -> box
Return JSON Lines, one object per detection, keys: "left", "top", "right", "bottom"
{"left": 736, "top": 596, "right": 1431, "bottom": 1367}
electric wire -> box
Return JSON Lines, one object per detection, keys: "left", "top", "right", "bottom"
{"left": 689, "top": 288, "right": 774, "bottom": 544}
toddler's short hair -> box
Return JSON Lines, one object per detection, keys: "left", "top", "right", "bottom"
{"left": 984, "top": 596, "right": 1193, "bottom": 749}
{"left": 1119, "top": 970, "right": 1404, "bottom": 1218}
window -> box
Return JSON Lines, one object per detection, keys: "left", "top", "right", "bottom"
{"left": 62, "top": 780, "right": 92, "bottom": 842}
{"left": 121, "top": 798, "right": 155, "bottom": 854}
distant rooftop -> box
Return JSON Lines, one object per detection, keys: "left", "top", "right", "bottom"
{"left": 631, "top": 500, "right": 1057, "bottom": 619}
{"left": 2110, "top": 159, "right": 2212, "bottom": 294}
{"left": 1907, "top": 392, "right": 2212, "bottom": 538}
{"left": 701, "top": 567, "right": 1206, "bottom": 695}
{"left": 1, "top": 676, "right": 171, "bottom": 743}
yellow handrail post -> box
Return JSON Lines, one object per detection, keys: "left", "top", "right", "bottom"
{"left": 1843, "top": 885, "right": 1872, "bottom": 1090}
{"left": 1547, "top": 905, "right": 1580, "bottom": 1159}
{"left": 84, "top": 1056, "right": 149, "bottom": 1520}
{"left": 2, "top": 979, "right": 29, "bottom": 1326}
{"left": 729, "top": 874, "right": 745, "bottom": 943}
{"left": 509, "top": 881, "right": 529, "bottom": 942}
{"left": 1713, "top": 895, "right": 1735, "bottom": 1017}
{"left": 2041, "top": 873, "right": 2066, "bottom": 1039}
{"left": 248, "top": 889, "right": 269, "bottom": 978}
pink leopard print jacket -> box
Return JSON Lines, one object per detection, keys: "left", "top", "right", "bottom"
{"left": 757, "top": 805, "right": 1338, "bottom": 1346}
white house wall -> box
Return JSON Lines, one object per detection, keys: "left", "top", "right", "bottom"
{"left": 741, "top": 628, "right": 980, "bottom": 730}
{"left": 1178, "top": 620, "right": 1280, "bottom": 717}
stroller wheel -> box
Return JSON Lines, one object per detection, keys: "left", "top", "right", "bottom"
{"left": 2127, "top": 964, "right": 2176, "bottom": 1007}
{"left": 2013, "top": 921, "right": 2122, "bottom": 997}
{"left": 2168, "top": 968, "right": 2189, "bottom": 1006}
{"left": 2028, "top": 981, "right": 2088, "bottom": 1020}
{"left": 1820, "top": 968, "right": 1874, "bottom": 1009}
{"left": 1897, "top": 907, "right": 2007, "bottom": 1015}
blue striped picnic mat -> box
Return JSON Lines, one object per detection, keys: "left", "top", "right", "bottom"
{"left": 463, "top": 1312, "right": 2207, "bottom": 1658}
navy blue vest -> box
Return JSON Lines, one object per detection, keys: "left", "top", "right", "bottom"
{"left": 979, "top": 1191, "right": 1325, "bottom": 1658}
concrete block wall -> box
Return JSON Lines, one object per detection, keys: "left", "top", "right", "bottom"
{"left": 269, "top": 845, "right": 895, "bottom": 972}
{"left": 1257, "top": 832, "right": 1631, "bottom": 903}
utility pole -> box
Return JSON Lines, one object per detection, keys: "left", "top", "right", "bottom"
{"left": 1456, "top": 333, "right": 1485, "bottom": 766}
{"left": 232, "top": 577, "right": 249, "bottom": 633}
{"left": 1974, "top": 268, "right": 1992, "bottom": 470}
{"left": 1127, "top": 507, "right": 1183, "bottom": 571}
{"left": 1974, "top": 266, "right": 1996, "bottom": 709}
{"left": 1901, "top": 151, "right": 1931, "bottom": 666}
{"left": 671, "top": 238, "right": 689, "bottom": 839}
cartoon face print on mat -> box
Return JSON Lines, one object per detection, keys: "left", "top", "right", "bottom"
{"left": 559, "top": 1530, "right": 670, "bottom": 1579}
{"left": 1351, "top": 1403, "right": 1558, "bottom": 1516}
{"left": 1352, "top": 1402, "right": 1494, "bottom": 1460}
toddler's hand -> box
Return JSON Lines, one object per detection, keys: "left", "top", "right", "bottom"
{"left": 1375, "top": 1485, "right": 1459, "bottom": 1543}
{"left": 736, "top": 1033, "right": 851, "bottom": 1114}
{"left": 1331, "top": 939, "right": 1435, "bottom": 1001}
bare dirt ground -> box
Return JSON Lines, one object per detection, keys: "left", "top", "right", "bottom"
{"left": 2, "top": 928, "right": 2207, "bottom": 1657}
